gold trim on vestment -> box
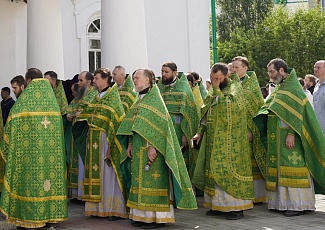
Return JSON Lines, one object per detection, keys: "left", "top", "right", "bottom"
{"left": 137, "top": 116, "right": 173, "bottom": 149}
{"left": 204, "top": 202, "right": 253, "bottom": 212}
{"left": 138, "top": 104, "right": 168, "bottom": 121}
{"left": 129, "top": 214, "right": 175, "bottom": 224}
{"left": 0, "top": 147, "right": 6, "bottom": 163}
{"left": 119, "top": 91, "right": 136, "bottom": 102}
{"left": 268, "top": 167, "right": 277, "bottom": 176}
{"left": 130, "top": 187, "right": 169, "bottom": 196}
{"left": 302, "top": 126, "right": 325, "bottom": 168}
{"left": 253, "top": 197, "right": 267, "bottom": 203}
{"left": 89, "top": 104, "right": 123, "bottom": 123}
{"left": 4, "top": 215, "right": 67, "bottom": 229}
{"left": 83, "top": 179, "right": 101, "bottom": 185}
{"left": 280, "top": 166, "right": 309, "bottom": 176}
{"left": 161, "top": 91, "right": 196, "bottom": 108}
{"left": 272, "top": 98, "right": 302, "bottom": 121}
{"left": 84, "top": 210, "right": 128, "bottom": 218}
{"left": 3, "top": 179, "right": 66, "bottom": 202}
{"left": 127, "top": 201, "right": 171, "bottom": 212}
{"left": 253, "top": 174, "right": 264, "bottom": 180}
{"left": 276, "top": 90, "right": 308, "bottom": 106}
{"left": 266, "top": 181, "right": 276, "bottom": 191}
{"left": 122, "top": 101, "right": 129, "bottom": 110}
{"left": 6, "top": 112, "right": 61, "bottom": 123}
{"left": 279, "top": 178, "right": 310, "bottom": 188}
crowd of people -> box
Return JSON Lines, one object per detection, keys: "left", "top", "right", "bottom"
{"left": 0, "top": 57, "right": 325, "bottom": 229}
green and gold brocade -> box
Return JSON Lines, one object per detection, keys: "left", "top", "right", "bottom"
{"left": 192, "top": 85, "right": 204, "bottom": 117}
{"left": 157, "top": 73, "right": 200, "bottom": 178}
{"left": 0, "top": 107, "right": 3, "bottom": 191}
{"left": 117, "top": 85, "right": 197, "bottom": 211}
{"left": 0, "top": 78, "right": 68, "bottom": 228}
{"left": 241, "top": 72, "right": 266, "bottom": 180}
{"left": 193, "top": 79, "right": 254, "bottom": 200}
{"left": 118, "top": 76, "right": 137, "bottom": 112}
{"left": 0, "top": 107, "right": 3, "bottom": 138}
{"left": 198, "top": 80, "right": 208, "bottom": 100}
{"left": 67, "top": 87, "right": 97, "bottom": 190}
{"left": 75, "top": 84, "right": 126, "bottom": 202}
{"left": 254, "top": 69, "right": 325, "bottom": 193}
{"left": 54, "top": 80, "right": 69, "bottom": 115}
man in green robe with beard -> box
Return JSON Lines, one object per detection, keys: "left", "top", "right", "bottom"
{"left": 254, "top": 58, "right": 325, "bottom": 217}
{"left": 192, "top": 63, "right": 254, "bottom": 220}
{"left": 0, "top": 68, "right": 68, "bottom": 228}
{"left": 157, "top": 62, "right": 199, "bottom": 179}
{"left": 117, "top": 68, "right": 197, "bottom": 229}
{"left": 66, "top": 71, "right": 97, "bottom": 202}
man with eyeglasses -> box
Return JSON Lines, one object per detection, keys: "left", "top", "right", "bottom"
{"left": 254, "top": 58, "right": 325, "bottom": 217}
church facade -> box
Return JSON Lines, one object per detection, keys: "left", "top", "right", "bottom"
{"left": 0, "top": 0, "right": 210, "bottom": 93}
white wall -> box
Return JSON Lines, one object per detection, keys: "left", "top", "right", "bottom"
{"left": 144, "top": 0, "right": 210, "bottom": 80}
{"left": 285, "top": 0, "right": 309, "bottom": 11}
{"left": 0, "top": 1, "right": 27, "bottom": 91}
{"left": 0, "top": 0, "right": 210, "bottom": 90}
{"left": 61, "top": 0, "right": 81, "bottom": 79}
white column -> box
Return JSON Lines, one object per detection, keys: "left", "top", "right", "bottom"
{"left": 101, "top": 0, "right": 148, "bottom": 73}
{"left": 27, "top": 0, "right": 65, "bottom": 79}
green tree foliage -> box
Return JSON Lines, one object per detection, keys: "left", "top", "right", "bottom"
{"left": 218, "top": 6, "right": 325, "bottom": 86}
{"left": 216, "top": 0, "right": 274, "bottom": 42}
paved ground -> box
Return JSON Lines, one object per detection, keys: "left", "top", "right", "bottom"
{"left": 2, "top": 195, "right": 325, "bottom": 230}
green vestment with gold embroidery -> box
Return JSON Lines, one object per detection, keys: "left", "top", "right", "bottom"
{"left": 67, "top": 87, "right": 97, "bottom": 191}
{"left": 241, "top": 72, "right": 267, "bottom": 180}
{"left": 192, "top": 85, "right": 204, "bottom": 117}
{"left": 118, "top": 76, "right": 137, "bottom": 112}
{"left": 117, "top": 85, "right": 197, "bottom": 212}
{"left": 0, "top": 78, "right": 68, "bottom": 228}
{"left": 74, "top": 84, "right": 127, "bottom": 202}
{"left": 0, "top": 107, "right": 3, "bottom": 192}
{"left": 54, "top": 80, "right": 69, "bottom": 115}
{"left": 254, "top": 69, "right": 325, "bottom": 193}
{"left": 157, "top": 73, "right": 200, "bottom": 178}
{"left": 193, "top": 80, "right": 254, "bottom": 200}
{"left": 198, "top": 80, "right": 208, "bottom": 100}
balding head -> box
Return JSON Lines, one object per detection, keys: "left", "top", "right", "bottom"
{"left": 314, "top": 60, "right": 325, "bottom": 83}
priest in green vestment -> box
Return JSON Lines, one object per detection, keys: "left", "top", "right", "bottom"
{"left": 157, "top": 62, "right": 200, "bottom": 179}
{"left": 254, "top": 58, "right": 325, "bottom": 217}
{"left": 187, "top": 73, "right": 204, "bottom": 117}
{"left": 44, "top": 71, "right": 69, "bottom": 115}
{"left": 0, "top": 68, "right": 68, "bottom": 228}
{"left": 74, "top": 68, "right": 128, "bottom": 219}
{"left": 232, "top": 56, "right": 267, "bottom": 203}
{"left": 191, "top": 71, "right": 208, "bottom": 100}
{"left": 66, "top": 71, "right": 97, "bottom": 201}
{"left": 117, "top": 68, "right": 197, "bottom": 229}
{"left": 112, "top": 66, "right": 137, "bottom": 112}
{"left": 192, "top": 63, "right": 254, "bottom": 220}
